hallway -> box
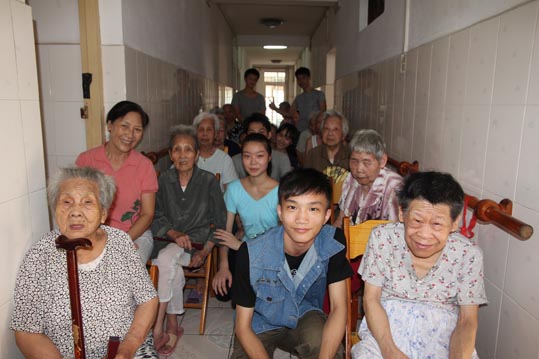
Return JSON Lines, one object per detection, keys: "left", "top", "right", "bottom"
{"left": 2, "top": 0, "right": 539, "bottom": 358}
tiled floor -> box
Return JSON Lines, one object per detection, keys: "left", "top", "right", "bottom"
{"left": 165, "top": 297, "right": 296, "bottom": 359}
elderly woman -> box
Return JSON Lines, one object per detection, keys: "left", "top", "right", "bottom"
{"left": 11, "top": 167, "right": 158, "bottom": 359}
{"left": 334, "top": 129, "right": 402, "bottom": 228}
{"left": 352, "top": 171, "right": 487, "bottom": 359}
{"left": 150, "top": 125, "right": 226, "bottom": 356}
{"left": 193, "top": 112, "right": 238, "bottom": 192}
{"left": 76, "top": 100, "right": 157, "bottom": 264}
{"left": 303, "top": 110, "right": 351, "bottom": 173}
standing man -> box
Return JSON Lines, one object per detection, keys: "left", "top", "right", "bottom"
{"left": 232, "top": 68, "right": 266, "bottom": 122}
{"left": 270, "top": 67, "right": 326, "bottom": 132}
{"left": 230, "top": 168, "right": 353, "bottom": 359}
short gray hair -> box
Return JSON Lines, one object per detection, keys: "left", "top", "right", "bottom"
{"left": 192, "top": 112, "right": 220, "bottom": 131}
{"left": 349, "top": 129, "right": 386, "bottom": 161}
{"left": 169, "top": 124, "right": 199, "bottom": 151}
{"left": 47, "top": 167, "right": 116, "bottom": 212}
{"left": 320, "top": 110, "right": 349, "bottom": 137}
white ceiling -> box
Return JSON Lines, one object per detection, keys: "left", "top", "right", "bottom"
{"left": 212, "top": 0, "right": 337, "bottom": 65}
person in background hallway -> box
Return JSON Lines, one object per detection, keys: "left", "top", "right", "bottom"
{"left": 150, "top": 125, "right": 226, "bottom": 356}
{"left": 76, "top": 100, "right": 157, "bottom": 264}
{"left": 304, "top": 110, "right": 324, "bottom": 153}
{"left": 211, "top": 107, "right": 241, "bottom": 157}
{"left": 276, "top": 101, "right": 298, "bottom": 125}
{"left": 11, "top": 167, "right": 158, "bottom": 359}
{"left": 232, "top": 68, "right": 266, "bottom": 122}
{"left": 275, "top": 123, "right": 300, "bottom": 169}
{"left": 232, "top": 113, "right": 292, "bottom": 181}
{"left": 212, "top": 134, "right": 280, "bottom": 301}
{"left": 303, "top": 110, "right": 350, "bottom": 173}
{"left": 352, "top": 171, "right": 486, "bottom": 359}
{"left": 230, "top": 168, "right": 353, "bottom": 359}
{"left": 296, "top": 110, "right": 320, "bottom": 156}
{"left": 270, "top": 67, "right": 326, "bottom": 132}
{"left": 333, "top": 129, "right": 402, "bottom": 228}
{"left": 193, "top": 112, "right": 238, "bottom": 192}
{"left": 270, "top": 123, "right": 278, "bottom": 148}
{"left": 223, "top": 103, "right": 244, "bottom": 144}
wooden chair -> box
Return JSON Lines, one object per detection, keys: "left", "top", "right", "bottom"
{"left": 146, "top": 261, "right": 159, "bottom": 289}
{"left": 183, "top": 246, "right": 217, "bottom": 335}
{"left": 329, "top": 177, "right": 345, "bottom": 223}
{"left": 343, "top": 217, "right": 391, "bottom": 358}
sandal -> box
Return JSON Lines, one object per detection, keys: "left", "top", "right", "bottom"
{"left": 158, "top": 327, "right": 184, "bottom": 356}
{"left": 153, "top": 332, "right": 169, "bottom": 351}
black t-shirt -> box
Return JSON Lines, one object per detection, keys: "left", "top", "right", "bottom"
{"left": 231, "top": 227, "right": 354, "bottom": 308}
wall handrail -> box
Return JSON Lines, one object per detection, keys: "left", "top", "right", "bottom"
{"left": 142, "top": 147, "right": 169, "bottom": 165}
{"left": 387, "top": 157, "right": 533, "bottom": 241}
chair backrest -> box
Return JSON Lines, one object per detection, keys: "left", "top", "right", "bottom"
{"left": 344, "top": 219, "right": 391, "bottom": 259}
{"left": 343, "top": 217, "right": 391, "bottom": 359}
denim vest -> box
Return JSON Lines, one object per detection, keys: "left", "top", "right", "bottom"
{"left": 247, "top": 224, "right": 344, "bottom": 334}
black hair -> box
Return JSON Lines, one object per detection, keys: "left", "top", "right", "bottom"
{"left": 398, "top": 171, "right": 464, "bottom": 221}
{"left": 279, "top": 168, "right": 332, "bottom": 209}
{"left": 106, "top": 100, "right": 149, "bottom": 128}
{"left": 277, "top": 123, "right": 299, "bottom": 148}
{"left": 244, "top": 68, "right": 260, "bottom": 80}
{"left": 295, "top": 67, "right": 311, "bottom": 78}
{"left": 241, "top": 133, "right": 272, "bottom": 175}
{"left": 244, "top": 113, "right": 272, "bottom": 133}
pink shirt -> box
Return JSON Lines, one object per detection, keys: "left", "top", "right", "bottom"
{"left": 76, "top": 144, "right": 158, "bottom": 233}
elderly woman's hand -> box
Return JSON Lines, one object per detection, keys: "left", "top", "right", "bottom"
{"left": 189, "top": 250, "right": 207, "bottom": 268}
{"left": 214, "top": 229, "right": 242, "bottom": 251}
{"left": 167, "top": 229, "right": 192, "bottom": 250}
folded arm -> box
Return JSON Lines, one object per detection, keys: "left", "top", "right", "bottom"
{"left": 449, "top": 305, "right": 479, "bottom": 359}
{"left": 115, "top": 296, "right": 158, "bottom": 359}
{"left": 363, "top": 282, "right": 409, "bottom": 358}
{"left": 127, "top": 192, "right": 155, "bottom": 241}
{"left": 14, "top": 332, "right": 62, "bottom": 359}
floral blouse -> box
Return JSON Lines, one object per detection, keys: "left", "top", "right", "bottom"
{"left": 359, "top": 222, "right": 487, "bottom": 313}
{"left": 339, "top": 167, "right": 402, "bottom": 225}
{"left": 11, "top": 226, "right": 157, "bottom": 359}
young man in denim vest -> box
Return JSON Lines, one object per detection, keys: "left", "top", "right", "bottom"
{"left": 230, "top": 168, "right": 353, "bottom": 359}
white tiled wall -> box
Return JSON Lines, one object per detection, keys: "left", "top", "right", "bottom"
{"left": 36, "top": 44, "right": 86, "bottom": 176}
{"left": 335, "top": 1, "right": 539, "bottom": 357}
{"left": 123, "top": 45, "right": 226, "bottom": 168}
{"left": 0, "top": 1, "right": 49, "bottom": 357}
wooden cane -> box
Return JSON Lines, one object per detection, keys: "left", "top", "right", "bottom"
{"left": 56, "top": 235, "right": 122, "bottom": 359}
{"left": 55, "top": 235, "right": 92, "bottom": 359}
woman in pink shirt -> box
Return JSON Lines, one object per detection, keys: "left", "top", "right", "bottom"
{"left": 76, "top": 101, "right": 158, "bottom": 263}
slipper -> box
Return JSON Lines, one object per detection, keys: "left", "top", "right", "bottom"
{"left": 153, "top": 332, "right": 169, "bottom": 351}
{"left": 158, "top": 327, "right": 184, "bottom": 356}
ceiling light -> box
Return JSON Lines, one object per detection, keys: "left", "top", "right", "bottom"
{"left": 271, "top": 59, "right": 282, "bottom": 64}
{"left": 264, "top": 45, "right": 287, "bottom": 50}
{"left": 260, "top": 18, "right": 284, "bottom": 29}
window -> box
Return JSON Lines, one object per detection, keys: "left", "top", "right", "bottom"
{"left": 359, "top": 0, "right": 385, "bottom": 31}
{"left": 261, "top": 70, "right": 287, "bottom": 125}
{"left": 368, "top": 0, "right": 384, "bottom": 25}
